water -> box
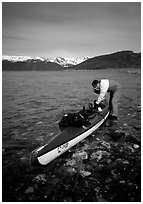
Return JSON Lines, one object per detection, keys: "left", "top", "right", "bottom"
{"left": 2, "top": 70, "right": 141, "bottom": 201}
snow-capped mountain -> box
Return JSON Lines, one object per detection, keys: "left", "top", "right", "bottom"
{"left": 2, "top": 55, "right": 46, "bottom": 62}
{"left": 2, "top": 55, "right": 89, "bottom": 67}
{"left": 54, "top": 56, "right": 89, "bottom": 67}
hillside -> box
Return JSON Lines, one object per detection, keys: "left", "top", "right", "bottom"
{"left": 68, "top": 51, "right": 141, "bottom": 70}
{"left": 2, "top": 60, "right": 64, "bottom": 71}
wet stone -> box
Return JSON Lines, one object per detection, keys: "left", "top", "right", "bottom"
{"left": 80, "top": 170, "right": 91, "bottom": 177}
{"left": 108, "top": 129, "right": 125, "bottom": 140}
{"left": 125, "top": 135, "right": 141, "bottom": 145}
{"left": 133, "top": 125, "right": 141, "bottom": 130}
{"left": 133, "top": 144, "right": 139, "bottom": 149}
{"left": 25, "top": 187, "right": 34, "bottom": 194}
{"left": 66, "top": 159, "right": 77, "bottom": 166}
{"left": 100, "top": 141, "right": 111, "bottom": 150}
{"left": 33, "top": 174, "right": 47, "bottom": 184}
{"left": 66, "top": 167, "right": 77, "bottom": 174}
{"left": 90, "top": 150, "right": 110, "bottom": 162}
{"left": 72, "top": 151, "right": 88, "bottom": 160}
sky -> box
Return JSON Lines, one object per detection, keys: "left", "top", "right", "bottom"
{"left": 2, "top": 2, "right": 141, "bottom": 59}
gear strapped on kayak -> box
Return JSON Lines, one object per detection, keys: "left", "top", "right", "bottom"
{"left": 58, "top": 100, "right": 107, "bottom": 129}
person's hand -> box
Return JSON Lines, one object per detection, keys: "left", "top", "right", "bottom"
{"left": 94, "top": 100, "right": 99, "bottom": 110}
{"left": 98, "top": 101, "right": 106, "bottom": 109}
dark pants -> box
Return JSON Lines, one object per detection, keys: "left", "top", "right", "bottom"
{"left": 109, "top": 88, "right": 122, "bottom": 117}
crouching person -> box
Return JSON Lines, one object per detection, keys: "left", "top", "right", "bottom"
{"left": 92, "top": 79, "right": 122, "bottom": 120}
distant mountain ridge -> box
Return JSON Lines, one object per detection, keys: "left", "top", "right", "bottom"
{"left": 2, "top": 50, "right": 141, "bottom": 71}
{"left": 2, "top": 55, "right": 89, "bottom": 68}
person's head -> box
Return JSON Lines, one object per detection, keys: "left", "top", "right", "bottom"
{"left": 92, "top": 80, "right": 100, "bottom": 93}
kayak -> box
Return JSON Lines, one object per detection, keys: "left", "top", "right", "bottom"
{"left": 29, "top": 103, "right": 109, "bottom": 168}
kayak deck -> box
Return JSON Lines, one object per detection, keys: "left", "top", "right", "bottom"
{"left": 35, "top": 107, "right": 109, "bottom": 157}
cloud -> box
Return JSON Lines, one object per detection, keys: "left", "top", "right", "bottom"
{"left": 2, "top": 2, "right": 141, "bottom": 57}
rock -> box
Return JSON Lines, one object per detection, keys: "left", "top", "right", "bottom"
{"left": 96, "top": 195, "right": 108, "bottom": 202}
{"left": 101, "top": 141, "right": 111, "bottom": 149}
{"left": 25, "top": 186, "right": 34, "bottom": 194}
{"left": 109, "top": 129, "right": 125, "bottom": 140}
{"left": 125, "top": 135, "right": 141, "bottom": 145}
{"left": 106, "top": 162, "right": 117, "bottom": 170}
{"left": 80, "top": 170, "right": 91, "bottom": 177}
{"left": 133, "top": 125, "right": 141, "bottom": 130}
{"left": 125, "top": 131, "right": 130, "bottom": 136}
{"left": 105, "top": 177, "right": 112, "bottom": 183}
{"left": 116, "top": 158, "right": 122, "bottom": 163}
{"left": 66, "top": 159, "right": 77, "bottom": 166}
{"left": 90, "top": 150, "right": 110, "bottom": 162}
{"left": 133, "top": 144, "right": 140, "bottom": 149}
{"left": 72, "top": 151, "right": 88, "bottom": 160}
{"left": 33, "top": 174, "right": 47, "bottom": 184}
{"left": 123, "top": 123, "right": 127, "bottom": 126}
{"left": 49, "top": 132, "right": 54, "bottom": 137}
{"left": 50, "top": 177, "right": 60, "bottom": 186}
{"left": 105, "top": 119, "right": 112, "bottom": 127}
{"left": 121, "top": 160, "right": 130, "bottom": 165}
{"left": 125, "top": 144, "right": 135, "bottom": 153}
{"left": 66, "top": 167, "right": 77, "bottom": 174}
{"left": 119, "top": 180, "right": 126, "bottom": 184}
{"left": 100, "top": 158, "right": 112, "bottom": 165}
{"left": 36, "top": 121, "right": 42, "bottom": 125}
{"left": 81, "top": 143, "right": 90, "bottom": 151}
{"left": 63, "top": 196, "right": 73, "bottom": 202}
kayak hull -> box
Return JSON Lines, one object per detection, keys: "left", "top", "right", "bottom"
{"left": 29, "top": 107, "right": 109, "bottom": 167}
